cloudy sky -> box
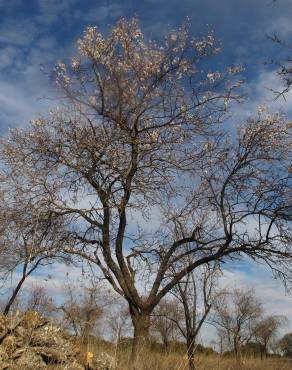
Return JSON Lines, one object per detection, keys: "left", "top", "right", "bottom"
{"left": 1, "top": 0, "right": 292, "bottom": 131}
{"left": 1, "top": 0, "right": 292, "bottom": 344}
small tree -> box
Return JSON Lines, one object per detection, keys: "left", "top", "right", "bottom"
{"left": 108, "top": 302, "right": 131, "bottom": 344}
{"left": 169, "top": 263, "right": 220, "bottom": 370}
{"left": 254, "top": 315, "right": 287, "bottom": 359}
{"left": 278, "top": 332, "right": 292, "bottom": 357}
{"left": 58, "top": 281, "right": 104, "bottom": 342}
{"left": 0, "top": 177, "right": 71, "bottom": 315}
{"left": 24, "top": 284, "right": 55, "bottom": 317}
{"left": 152, "top": 299, "right": 181, "bottom": 349}
{"left": 213, "top": 288, "right": 262, "bottom": 362}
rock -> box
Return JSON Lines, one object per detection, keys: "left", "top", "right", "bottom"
{"left": 1, "top": 335, "right": 20, "bottom": 358}
{"left": 92, "top": 352, "right": 116, "bottom": 370}
{"left": 0, "top": 346, "right": 8, "bottom": 363}
{"left": 14, "top": 350, "right": 47, "bottom": 370}
{"left": 0, "top": 311, "right": 116, "bottom": 369}
{"left": 21, "top": 310, "right": 48, "bottom": 330}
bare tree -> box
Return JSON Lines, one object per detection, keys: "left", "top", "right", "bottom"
{"left": 152, "top": 299, "right": 181, "bottom": 349}
{"left": 213, "top": 288, "right": 262, "bottom": 362}
{"left": 1, "top": 18, "right": 291, "bottom": 364}
{"left": 108, "top": 302, "right": 131, "bottom": 344}
{"left": 278, "top": 332, "right": 292, "bottom": 357}
{"left": 24, "top": 284, "right": 56, "bottom": 317}
{"left": 169, "top": 263, "right": 220, "bottom": 370}
{"left": 0, "top": 180, "right": 71, "bottom": 316}
{"left": 253, "top": 314, "right": 287, "bottom": 359}
{"left": 58, "top": 280, "right": 105, "bottom": 343}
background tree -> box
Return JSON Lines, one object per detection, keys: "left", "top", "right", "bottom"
{"left": 213, "top": 288, "right": 262, "bottom": 362}
{"left": 254, "top": 314, "right": 287, "bottom": 359}
{"left": 167, "top": 262, "right": 220, "bottom": 370}
{"left": 24, "top": 284, "right": 56, "bottom": 317}
{"left": 1, "top": 18, "right": 291, "bottom": 365}
{"left": 152, "top": 298, "right": 181, "bottom": 350}
{"left": 58, "top": 280, "right": 105, "bottom": 344}
{"left": 0, "top": 178, "right": 71, "bottom": 316}
{"left": 278, "top": 332, "right": 292, "bottom": 357}
{"left": 107, "top": 302, "right": 131, "bottom": 344}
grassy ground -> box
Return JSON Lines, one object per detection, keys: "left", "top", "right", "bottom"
{"left": 116, "top": 353, "right": 292, "bottom": 370}
{"left": 84, "top": 339, "right": 292, "bottom": 370}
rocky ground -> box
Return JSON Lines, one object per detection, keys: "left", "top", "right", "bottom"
{"left": 0, "top": 310, "right": 115, "bottom": 369}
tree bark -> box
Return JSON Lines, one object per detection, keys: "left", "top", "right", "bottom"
{"left": 162, "top": 337, "right": 169, "bottom": 350}
{"left": 3, "top": 260, "right": 31, "bottom": 316}
{"left": 260, "top": 346, "right": 263, "bottom": 361}
{"left": 82, "top": 320, "right": 92, "bottom": 347}
{"left": 3, "top": 260, "right": 40, "bottom": 316}
{"left": 187, "top": 336, "right": 196, "bottom": 370}
{"left": 130, "top": 310, "right": 151, "bottom": 368}
{"left": 3, "top": 276, "right": 26, "bottom": 316}
{"left": 234, "top": 337, "right": 241, "bottom": 364}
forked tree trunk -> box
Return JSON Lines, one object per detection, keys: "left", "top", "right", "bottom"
{"left": 130, "top": 309, "right": 151, "bottom": 368}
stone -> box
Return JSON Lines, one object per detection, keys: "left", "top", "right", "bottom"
{"left": 0, "top": 311, "right": 116, "bottom": 370}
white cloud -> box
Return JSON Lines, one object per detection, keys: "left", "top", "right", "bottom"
{"left": 36, "top": 36, "right": 59, "bottom": 50}
{"left": 76, "top": 3, "right": 123, "bottom": 23}
{"left": 0, "top": 64, "right": 56, "bottom": 131}
{"left": 225, "top": 66, "right": 292, "bottom": 131}
{"left": 0, "top": 18, "right": 38, "bottom": 46}
{"left": 266, "top": 16, "right": 292, "bottom": 38}
{"left": 35, "top": 0, "right": 78, "bottom": 25}
{"left": 0, "top": 0, "right": 21, "bottom": 9}
{"left": 0, "top": 47, "right": 19, "bottom": 68}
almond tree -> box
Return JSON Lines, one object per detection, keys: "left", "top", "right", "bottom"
{"left": 1, "top": 18, "right": 291, "bottom": 364}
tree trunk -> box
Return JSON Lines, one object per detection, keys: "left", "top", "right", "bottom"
{"left": 187, "top": 336, "right": 196, "bottom": 370}
{"left": 234, "top": 337, "right": 241, "bottom": 364}
{"left": 162, "top": 337, "right": 168, "bottom": 349}
{"left": 82, "top": 320, "right": 92, "bottom": 347}
{"left": 3, "top": 275, "right": 26, "bottom": 315}
{"left": 260, "top": 347, "right": 263, "bottom": 361}
{"left": 130, "top": 310, "right": 151, "bottom": 368}
{"left": 3, "top": 261, "right": 39, "bottom": 316}
{"left": 81, "top": 320, "right": 93, "bottom": 370}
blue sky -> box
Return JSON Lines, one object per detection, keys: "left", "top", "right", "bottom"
{"left": 1, "top": 0, "right": 292, "bottom": 343}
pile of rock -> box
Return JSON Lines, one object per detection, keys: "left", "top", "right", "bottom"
{"left": 0, "top": 310, "right": 115, "bottom": 370}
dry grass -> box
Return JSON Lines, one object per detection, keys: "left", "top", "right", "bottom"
{"left": 85, "top": 342, "right": 292, "bottom": 370}
{"left": 116, "top": 353, "right": 292, "bottom": 370}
